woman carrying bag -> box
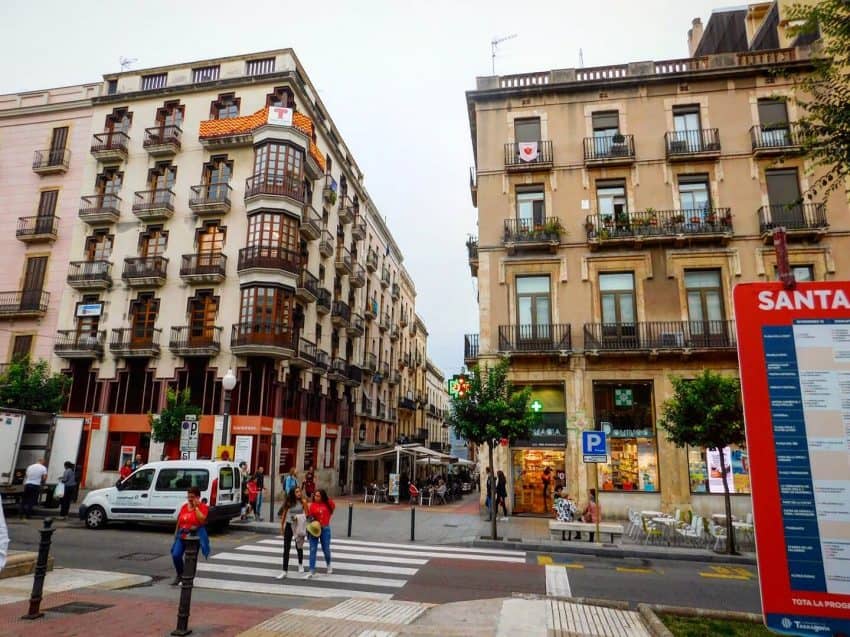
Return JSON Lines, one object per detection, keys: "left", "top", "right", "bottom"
{"left": 276, "top": 486, "right": 306, "bottom": 579}
{"left": 170, "top": 486, "right": 210, "bottom": 586}
{"left": 302, "top": 489, "right": 335, "bottom": 578}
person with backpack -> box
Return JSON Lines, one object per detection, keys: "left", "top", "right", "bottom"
{"left": 282, "top": 468, "right": 298, "bottom": 495}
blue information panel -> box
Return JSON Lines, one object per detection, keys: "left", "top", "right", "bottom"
{"left": 582, "top": 431, "right": 607, "bottom": 463}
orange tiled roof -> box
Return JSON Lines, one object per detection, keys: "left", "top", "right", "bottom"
{"left": 199, "top": 107, "right": 326, "bottom": 172}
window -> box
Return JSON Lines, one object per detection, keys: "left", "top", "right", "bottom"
{"left": 246, "top": 57, "right": 275, "bottom": 75}
{"left": 154, "top": 101, "right": 184, "bottom": 129}
{"left": 685, "top": 270, "right": 727, "bottom": 343}
{"left": 155, "top": 469, "right": 209, "bottom": 491}
{"left": 677, "top": 175, "right": 711, "bottom": 218}
{"left": 123, "top": 468, "right": 155, "bottom": 491}
{"left": 596, "top": 180, "right": 627, "bottom": 223}
{"left": 516, "top": 186, "right": 545, "bottom": 226}
{"left": 673, "top": 104, "right": 701, "bottom": 133}
{"left": 516, "top": 276, "right": 551, "bottom": 335}
{"left": 239, "top": 286, "right": 292, "bottom": 328}
{"left": 147, "top": 163, "right": 176, "bottom": 192}
{"left": 85, "top": 231, "right": 113, "bottom": 261}
{"left": 140, "top": 73, "right": 167, "bottom": 91}
{"left": 774, "top": 264, "right": 814, "bottom": 282}
{"left": 197, "top": 223, "right": 224, "bottom": 258}
{"left": 107, "top": 79, "right": 118, "bottom": 95}
{"left": 192, "top": 66, "right": 220, "bottom": 83}
{"left": 219, "top": 467, "right": 234, "bottom": 490}
{"left": 139, "top": 227, "right": 167, "bottom": 257}
{"left": 253, "top": 142, "right": 304, "bottom": 184}
{"left": 514, "top": 117, "right": 541, "bottom": 143}
{"left": 304, "top": 437, "right": 318, "bottom": 470}
{"left": 105, "top": 107, "right": 132, "bottom": 133}
{"left": 688, "top": 445, "right": 750, "bottom": 494}
{"left": 211, "top": 93, "right": 240, "bottom": 119}
{"left": 599, "top": 272, "right": 636, "bottom": 332}
{"left": 48, "top": 127, "right": 68, "bottom": 165}
{"left": 202, "top": 156, "right": 232, "bottom": 194}
{"left": 757, "top": 98, "right": 789, "bottom": 129}
{"left": 95, "top": 168, "right": 122, "bottom": 197}
{"left": 266, "top": 86, "right": 294, "bottom": 108}
{"left": 11, "top": 335, "right": 32, "bottom": 362}
{"left": 130, "top": 293, "right": 159, "bottom": 342}
{"left": 247, "top": 212, "right": 299, "bottom": 253}
{"left": 593, "top": 381, "right": 658, "bottom": 492}
{"left": 323, "top": 437, "right": 336, "bottom": 468}
{"left": 188, "top": 291, "right": 218, "bottom": 343}
{"left": 75, "top": 295, "right": 101, "bottom": 342}
{"left": 37, "top": 190, "right": 58, "bottom": 218}
{"left": 22, "top": 256, "right": 47, "bottom": 309}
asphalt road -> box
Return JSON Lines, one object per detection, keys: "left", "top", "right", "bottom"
{"left": 5, "top": 516, "right": 761, "bottom": 612}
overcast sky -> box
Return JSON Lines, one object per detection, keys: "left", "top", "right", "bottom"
{"left": 1, "top": 0, "right": 723, "bottom": 377}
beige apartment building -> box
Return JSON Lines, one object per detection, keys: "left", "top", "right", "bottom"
{"left": 424, "top": 359, "right": 450, "bottom": 452}
{"left": 464, "top": 3, "right": 847, "bottom": 518}
{"left": 44, "top": 49, "right": 429, "bottom": 492}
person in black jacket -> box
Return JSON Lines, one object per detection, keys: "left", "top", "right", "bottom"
{"left": 484, "top": 467, "right": 493, "bottom": 521}
{"left": 496, "top": 470, "right": 509, "bottom": 520}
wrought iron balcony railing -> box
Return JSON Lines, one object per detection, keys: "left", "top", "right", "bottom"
{"left": 664, "top": 128, "right": 720, "bottom": 157}
{"left": 757, "top": 203, "right": 827, "bottom": 233}
{"left": 237, "top": 245, "right": 300, "bottom": 274}
{"left": 504, "top": 140, "right": 553, "bottom": 169}
{"left": 245, "top": 172, "right": 305, "bottom": 202}
{"left": 497, "top": 324, "right": 571, "bottom": 352}
{"left": 583, "top": 321, "right": 737, "bottom": 352}
{"left": 583, "top": 135, "right": 635, "bottom": 163}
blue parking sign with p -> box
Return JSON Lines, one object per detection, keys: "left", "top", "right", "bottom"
{"left": 582, "top": 431, "right": 608, "bottom": 463}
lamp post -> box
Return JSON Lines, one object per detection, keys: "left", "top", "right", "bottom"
{"left": 221, "top": 368, "right": 237, "bottom": 452}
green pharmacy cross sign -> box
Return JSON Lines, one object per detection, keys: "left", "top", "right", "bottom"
{"left": 530, "top": 399, "right": 543, "bottom": 413}
{"left": 614, "top": 388, "right": 633, "bottom": 407}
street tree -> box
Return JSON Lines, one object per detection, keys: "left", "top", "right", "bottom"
{"left": 449, "top": 358, "right": 540, "bottom": 539}
{"left": 0, "top": 357, "right": 68, "bottom": 413}
{"left": 149, "top": 388, "right": 200, "bottom": 444}
{"left": 659, "top": 370, "right": 745, "bottom": 554}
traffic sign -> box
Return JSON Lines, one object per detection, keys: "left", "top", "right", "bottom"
{"left": 582, "top": 430, "right": 607, "bottom": 463}
{"left": 735, "top": 282, "right": 850, "bottom": 636}
{"left": 179, "top": 414, "right": 199, "bottom": 460}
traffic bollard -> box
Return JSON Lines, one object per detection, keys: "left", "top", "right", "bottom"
{"left": 410, "top": 506, "right": 416, "bottom": 542}
{"left": 171, "top": 535, "right": 200, "bottom": 636}
{"left": 347, "top": 503, "right": 353, "bottom": 537}
{"left": 21, "top": 518, "right": 55, "bottom": 620}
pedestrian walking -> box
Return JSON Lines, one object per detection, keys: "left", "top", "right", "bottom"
{"left": 484, "top": 466, "right": 493, "bottom": 521}
{"left": 170, "top": 486, "right": 210, "bottom": 586}
{"left": 239, "top": 462, "right": 250, "bottom": 520}
{"left": 303, "top": 470, "right": 316, "bottom": 498}
{"left": 282, "top": 467, "right": 298, "bottom": 495}
{"left": 58, "top": 461, "right": 78, "bottom": 519}
{"left": 20, "top": 458, "right": 47, "bottom": 519}
{"left": 302, "top": 489, "right": 335, "bottom": 578}
{"left": 0, "top": 494, "right": 8, "bottom": 573}
{"left": 495, "top": 470, "right": 509, "bottom": 520}
{"left": 276, "top": 486, "right": 306, "bottom": 579}
{"left": 119, "top": 460, "right": 133, "bottom": 481}
{"left": 254, "top": 466, "right": 267, "bottom": 519}
{"left": 246, "top": 476, "right": 259, "bottom": 520}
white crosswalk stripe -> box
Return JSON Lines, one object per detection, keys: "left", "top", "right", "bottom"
{"left": 195, "top": 535, "right": 527, "bottom": 600}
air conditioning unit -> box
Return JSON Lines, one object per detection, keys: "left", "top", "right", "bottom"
{"left": 659, "top": 332, "right": 684, "bottom": 348}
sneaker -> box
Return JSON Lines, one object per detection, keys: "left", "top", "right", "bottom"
{"left": 304, "top": 571, "right": 314, "bottom": 579}
{"left": 500, "top": 516, "right": 509, "bottom": 521}
{"left": 326, "top": 566, "right": 333, "bottom": 575}
{"left": 170, "top": 576, "right": 182, "bottom": 586}
{"left": 275, "top": 572, "right": 287, "bottom": 580}
{"left": 298, "top": 564, "right": 304, "bottom": 573}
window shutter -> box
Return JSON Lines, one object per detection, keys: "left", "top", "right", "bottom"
{"left": 38, "top": 190, "right": 59, "bottom": 217}
{"left": 592, "top": 111, "right": 619, "bottom": 130}
{"left": 757, "top": 99, "right": 788, "bottom": 127}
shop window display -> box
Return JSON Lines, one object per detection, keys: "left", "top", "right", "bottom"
{"left": 593, "top": 381, "right": 659, "bottom": 492}
{"left": 688, "top": 445, "right": 750, "bottom": 494}
{"left": 511, "top": 449, "right": 565, "bottom": 515}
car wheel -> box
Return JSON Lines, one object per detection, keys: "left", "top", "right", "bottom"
{"left": 85, "top": 505, "right": 107, "bottom": 529}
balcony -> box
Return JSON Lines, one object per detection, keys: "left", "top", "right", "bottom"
{"left": 352, "top": 215, "right": 367, "bottom": 240}
{"left": 469, "top": 166, "right": 477, "bottom": 206}
{"left": 68, "top": 261, "right": 112, "bottom": 290}
{"left": 380, "top": 266, "right": 390, "bottom": 288}
{"left": 237, "top": 245, "right": 300, "bottom": 275}
{"left": 377, "top": 403, "right": 387, "bottom": 420}
{"left": 498, "top": 324, "right": 572, "bottom": 354}
{"left": 231, "top": 321, "right": 294, "bottom": 358}
{"left": 583, "top": 135, "right": 635, "bottom": 166}
{"left": 245, "top": 173, "right": 305, "bottom": 204}
{"left": 346, "top": 364, "right": 363, "bottom": 387}
{"left": 90, "top": 131, "right": 129, "bottom": 162}
{"left": 110, "top": 328, "right": 161, "bottom": 358}
{"left": 132, "top": 189, "right": 175, "bottom": 221}
{"left": 314, "top": 349, "right": 330, "bottom": 374}
{"left": 388, "top": 408, "right": 398, "bottom": 423}
{"left": 169, "top": 326, "right": 222, "bottom": 357}
{"left": 379, "top": 313, "right": 390, "bottom": 332}
{"left": 464, "top": 334, "right": 479, "bottom": 365}
{"left": 364, "top": 299, "right": 378, "bottom": 321}
{"left": 586, "top": 208, "right": 733, "bottom": 250}
{"left": 758, "top": 203, "right": 827, "bottom": 243}
{"left": 583, "top": 321, "right": 737, "bottom": 355}
{"left": 123, "top": 256, "right": 168, "bottom": 287}
{"left": 503, "top": 217, "right": 562, "bottom": 253}
{"left": 319, "top": 230, "right": 334, "bottom": 258}
{"left": 339, "top": 197, "right": 357, "bottom": 224}
{"left": 380, "top": 362, "right": 390, "bottom": 377}
{"left": 32, "top": 148, "right": 70, "bottom": 175}
{"left": 331, "top": 300, "right": 351, "bottom": 327}
{"left": 54, "top": 330, "right": 105, "bottom": 359}
{"left": 390, "top": 325, "right": 400, "bottom": 341}
{"left": 399, "top": 312, "right": 409, "bottom": 328}
{"left": 16, "top": 216, "right": 58, "bottom": 243}
{"left": 316, "top": 288, "right": 332, "bottom": 314}
{"left": 323, "top": 176, "right": 338, "bottom": 206}
{"left": 296, "top": 269, "right": 319, "bottom": 303}
{"left": 143, "top": 125, "right": 182, "bottom": 156}
{"left": 291, "top": 338, "right": 317, "bottom": 369}
{"left": 335, "top": 246, "right": 352, "bottom": 275}
{"left": 359, "top": 397, "right": 373, "bottom": 417}
{"left": 750, "top": 124, "right": 803, "bottom": 157}
{"left": 466, "top": 236, "right": 478, "bottom": 277}
{"left": 401, "top": 352, "right": 411, "bottom": 368}
{"left": 79, "top": 194, "right": 121, "bottom": 224}
{"left": 363, "top": 352, "right": 377, "bottom": 374}
{"left": 348, "top": 313, "right": 365, "bottom": 337}
{"left": 328, "top": 357, "right": 348, "bottom": 382}
{"left": 366, "top": 250, "right": 378, "bottom": 273}
{"left": 389, "top": 370, "right": 401, "bottom": 386}
{"left": 391, "top": 282, "right": 400, "bottom": 301}
{"left": 504, "top": 140, "right": 553, "bottom": 171}
{"left": 399, "top": 396, "right": 416, "bottom": 411}
{"left": 664, "top": 129, "right": 721, "bottom": 161}
{"left": 189, "top": 184, "right": 232, "bottom": 216}
{"left": 300, "top": 204, "right": 322, "bottom": 241}
{"left": 350, "top": 264, "right": 366, "bottom": 288}
{"left": 180, "top": 253, "right": 226, "bottom": 284}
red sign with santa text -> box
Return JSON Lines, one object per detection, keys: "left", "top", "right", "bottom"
{"left": 734, "top": 282, "right": 850, "bottom": 636}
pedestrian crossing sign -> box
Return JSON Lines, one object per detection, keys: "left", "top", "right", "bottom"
{"left": 614, "top": 388, "right": 633, "bottom": 407}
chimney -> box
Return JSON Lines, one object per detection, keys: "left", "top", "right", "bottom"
{"left": 688, "top": 17, "right": 704, "bottom": 57}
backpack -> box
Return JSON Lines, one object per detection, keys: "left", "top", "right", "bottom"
{"left": 283, "top": 475, "right": 298, "bottom": 495}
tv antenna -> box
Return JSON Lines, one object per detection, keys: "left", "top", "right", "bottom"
{"left": 579, "top": 48, "right": 585, "bottom": 68}
{"left": 491, "top": 33, "right": 517, "bottom": 74}
{"left": 119, "top": 56, "right": 138, "bottom": 72}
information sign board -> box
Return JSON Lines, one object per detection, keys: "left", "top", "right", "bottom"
{"left": 582, "top": 430, "right": 607, "bottom": 463}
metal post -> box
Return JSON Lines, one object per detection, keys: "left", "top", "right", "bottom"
{"left": 21, "top": 518, "right": 55, "bottom": 620}
{"left": 594, "top": 470, "right": 601, "bottom": 545}
{"left": 221, "top": 389, "right": 232, "bottom": 449}
{"left": 171, "top": 535, "right": 199, "bottom": 636}
{"left": 347, "top": 502, "right": 353, "bottom": 537}
{"left": 410, "top": 506, "right": 416, "bottom": 542}
{"left": 269, "top": 435, "right": 276, "bottom": 523}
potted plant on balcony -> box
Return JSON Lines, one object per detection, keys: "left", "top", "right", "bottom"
{"left": 646, "top": 208, "right": 658, "bottom": 226}
{"left": 543, "top": 218, "right": 564, "bottom": 239}
{"left": 584, "top": 219, "right": 595, "bottom": 233}
{"left": 706, "top": 210, "right": 718, "bottom": 225}
{"left": 615, "top": 212, "right": 630, "bottom": 230}
{"left": 602, "top": 214, "right": 613, "bottom": 227}
{"left": 721, "top": 211, "right": 732, "bottom": 226}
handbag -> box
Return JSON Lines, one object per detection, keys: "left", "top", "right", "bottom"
{"left": 54, "top": 482, "right": 65, "bottom": 499}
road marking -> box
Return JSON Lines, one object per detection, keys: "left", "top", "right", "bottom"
{"left": 615, "top": 567, "right": 656, "bottom": 574}
{"left": 545, "top": 565, "right": 572, "bottom": 597}
{"left": 262, "top": 537, "right": 526, "bottom": 557}
{"left": 700, "top": 566, "right": 754, "bottom": 580}
{"left": 193, "top": 576, "right": 393, "bottom": 600}
{"left": 197, "top": 562, "right": 407, "bottom": 588}
{"left": 211, "top": 552, "right": 419, "bottom": 575}
{"left": 536, "top": 555, "right": 583, "bottom": 569}
{"left": 537, "top": 555, "right": 553, "bottom": 565}
{"left": 563, "top": 563, "right": 585, "bottom": 569}
{"left": 255, "top": 539, "right": 526, "bottom": 563}
{"left": 235, "top": 545, "right": 428, "bottom": 565}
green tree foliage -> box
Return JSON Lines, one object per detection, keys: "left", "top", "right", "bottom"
{"left": 149, "top": 388, "right": 200, "bottom": 443}
{"left": 789, "top": 0, "right": 850, "bottom": 194}
{"left": 659, "top": 370, "right": 744, "bottom": 553}
{"left": 0, "top": 357, "right": 68, "bottom": 413}
{"left": 449, "top": 358, "right": 540, "bottom": 538}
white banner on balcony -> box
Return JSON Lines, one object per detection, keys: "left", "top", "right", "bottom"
{"left": 267, "top": 107, "right": 293, "bottom": 127}
{"left": 517, "top": 141, "right": 539, "bottom": 162}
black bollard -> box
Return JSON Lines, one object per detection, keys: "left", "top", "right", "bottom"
{"left": 171, "top": 535, "right": 200, "bottom": 636}
{"left": 22, "top": 518, "right": 55, "bottom": 620}
{"left": 347, "top": 503, "right": 353, "bottom": 538}
{"left": 410, "top": 506, "right": 415, "bottom": 542}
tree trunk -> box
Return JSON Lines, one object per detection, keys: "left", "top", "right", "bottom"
{"left": 717, "top": 446, "right": 737, "bottom": 555}
{"left": 488, "top": 441, "right": 497, "bottom": 540}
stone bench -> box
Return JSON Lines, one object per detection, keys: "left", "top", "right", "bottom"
{"left": 549, "top": 521, "right": 624, "bottom": 543}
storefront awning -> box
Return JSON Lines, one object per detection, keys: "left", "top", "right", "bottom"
{"left": 353, "top": 443, "right": 435, "bottom": 462}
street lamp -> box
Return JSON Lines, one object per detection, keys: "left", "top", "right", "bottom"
{"left": 221, "top": 368, "right": 237, "bottom": 451}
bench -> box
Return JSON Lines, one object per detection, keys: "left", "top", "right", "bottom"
{"left": 549, "top": 521, "right": 625, "bottom": 543}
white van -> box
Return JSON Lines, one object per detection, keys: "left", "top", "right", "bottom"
{"left": 79, "top": 460, "right": 242, "bottom": 531}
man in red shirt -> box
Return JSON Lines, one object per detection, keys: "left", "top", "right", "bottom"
{"left": 171, "top": 486, "right": 208, "bottom": 585}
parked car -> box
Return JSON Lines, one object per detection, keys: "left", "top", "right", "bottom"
{"left": 79, "top": 460, "right": 241, "bottom": 531}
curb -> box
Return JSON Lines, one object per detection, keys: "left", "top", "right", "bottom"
{"left": 644, "top": 603, "right": 764, "bottom": 623}
{"left": 638, "top": 604, "right": 675, "bottom": 637}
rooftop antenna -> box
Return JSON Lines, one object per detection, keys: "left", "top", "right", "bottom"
{"left": 491, "top": 33, "right": 517, "bottom": 74}
{"left": 119, "top": 56, "right": 138, "bottom": 72}
{"left": 579, "top": 48, "right": 584, "bottom": 68}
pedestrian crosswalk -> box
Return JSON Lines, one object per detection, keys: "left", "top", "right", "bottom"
{"left": 194, "top": 536, "right": 527, "bottom": 600}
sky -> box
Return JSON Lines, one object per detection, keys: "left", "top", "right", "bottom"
{"left": 0, "top": 0, "right": 724, "bottom": 377}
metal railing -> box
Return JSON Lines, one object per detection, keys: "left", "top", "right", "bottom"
{"left": 190, "top": 184, "right": 232, "bottom": 207}
{"left": 16, "top": 216, "right": 58, "bottom": 238}
{"left": 110, "top": 327, "right": 162, "bottom": 352}
{"left": 586, "top": 208, "right": 733, "bottom": 240}
{"left": 750, "top": 123, "right": 803, "bottom": 151}
{"left": 330, "top": 357, "right": 347, "bottom": 376}
{"left": 350, "top": 264, "right": 366, "bottom": 286}
{"left": 133, "top": 188, "right": 175, "bottom": 212}
{"left": 350, "top": 313, "right": 365, "bottom": 333}
{"left": 332, "top": 300, "right": 351, "bottom": 323}
{"left": 231, "top": 321, "right": 293, "bottom": 349}
{"left": 466, "top": 236, "right": 478, "bottom": 260}
{"left": 366, "top": 250, "right": 378, "bottom": 271}
{"left": 665, "top": 129, "right": 720, "bottom": 156}
{"left": 335, "top": 246, "right": 352, "bottom": 271}
{"left": 315, "top": 349, "right": 329, "bottom": 370}
{"left": 317, "top": 288, "right": 331, "bottom": 312}
{"left": 347, "top": 364, "right": 363, "bottom": 385}
{"left": 399, "top": 396, "right": 416, "bottom": 410}
{"left": 363, "top": 352, "right": 377, "bottom": 372}
{"left": 79, "top": 194, "right": 121, "bottom": 219}
{"left": 91, "top": 131, "right": 129, "bottom": 154}
{"left": 498, "top": 324, "right": 571, "bottom": 352}
{"left": 381, "top": 266, "right": 391, "bottom": 286}
{"left": 504, "top": 140, "right": 553, "bottom": 168}
{"left": 55, "top": 330, "right": 105, "bottom": 355}
{"left": 297, "top": 338, "right": 318, "bottom": 365}
{"left": 464, "top": 334, "right": 479, "bottom": 360}
{"left": 583, "top": 135, "right": 635, "bottom": 161}
{"left": 503, "top": 217, "right": 561, "bottom": 243}
{"left": 123, "top": 256, "right": 168, "bottom": 279}
{"left": 245, "top": 172, "right": 305, "bottom": 202}
{"left": 583, "top": 321, "right": 737, "bottom": 351}
{"left": 758, "top": 203, "right": 827, "bottom": 233}
{"left": 238, "top": 244, "right": 300, "bottom": 273}
{"left": 301, "top": 204, "right": 322, "bottom": 236}
{"left": 32, "top": 148, "right": 71, "bottom": 170}
{"left": 319, "top": 230, "right": 334, "bottom": 257}
{"left": 299, "top": 269, "right": 319, "bottom": 296}
{"left": 68, "top": 260, "right": 111, "bottom": 285}
{"left": 180, "top": 253, "right": 226, "bottom": 277}
{"left": 143, "top": 125, "right": 182, "bottom": 149}
{"left": 169, "top": 326, "right": 222, "bottom": 351}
